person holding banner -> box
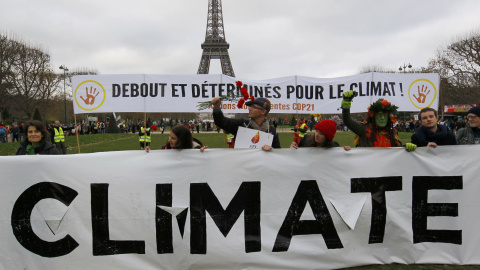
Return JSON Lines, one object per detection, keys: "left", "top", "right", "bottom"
{"left": 411, "top": 107, "right": 456, "bottom": 147}
{"left": 341, "top": 90, "right": 406, "bottom": 149}
{"left": 290, "top": 119, "right": 351, "bottom": 150}
{"left": 456, "top": 106, "right": 480, "bottom": 145}
{"left": 15, "top": 120, "right": 60, "bottom": 155}
{"left": 145, "top": 125, "right": 208, "bottom": 152}
{"left": 211, "top": 96, "right": 280, "bottom": 151}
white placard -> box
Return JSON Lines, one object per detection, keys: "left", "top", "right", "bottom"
{"left": 234, "top": 126, "right": 273, "bottom": 149}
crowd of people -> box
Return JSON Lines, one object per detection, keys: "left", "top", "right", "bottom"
{"left": 3, "top": 90, "right": 479, "bottom": 155}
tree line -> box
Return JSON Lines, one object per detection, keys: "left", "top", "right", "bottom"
{"left": 0, "top": 32, "right": 97, "bottom": 123}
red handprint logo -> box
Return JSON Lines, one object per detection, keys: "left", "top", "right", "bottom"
{"left": 80, "top": 86, "right": 99, "bottom": 105}
{"left": 413, "top": 85, "right": 430, "bottom": 104}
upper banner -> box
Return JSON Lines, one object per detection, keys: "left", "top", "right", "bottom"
{"left": 1, "top": 146, "right": 479, "bottom": 269}
{"left": 71, "top": 73, "right": 440, "bottom": 114}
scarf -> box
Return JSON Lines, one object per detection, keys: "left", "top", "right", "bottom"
{"left": 248, "top": 119, "right": 270, "bottom": 133}
{"left": 26, "top": 144, "right": 37, "bottom": 155}
{"left": 415, "top": 124, "right": 448, "bottom": 145}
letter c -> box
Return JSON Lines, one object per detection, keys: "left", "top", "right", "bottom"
{"left": 11, "top": 182, "right": 79, "bottom": 257}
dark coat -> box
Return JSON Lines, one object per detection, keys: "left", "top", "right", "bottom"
{"left": 161, "top": 138, "right": 204, "bottom": 149}
{"left": 411, "top": 125, "right": 457, "bottom": 147}
{"left": 298, "top": 134, "right": 340, "bottom": 148}
{"left": 15, "top": 141, "right": 60, "bottom": 155}
{"left": 213, "top": 109, "right": 281, "bottom": 148}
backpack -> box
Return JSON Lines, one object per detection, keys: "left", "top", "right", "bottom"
{"left": 0, "top": 127, "right": 6, "bottom": 136}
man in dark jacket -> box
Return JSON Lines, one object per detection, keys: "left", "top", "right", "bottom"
{"left": 211, "top": 96, "right": 280, "bottom": 151}
{"left": 411, "top": 107, "right": 456, "bottom": 147}
{"left": 456, "top": 106, "right": 480, "bottom": 145}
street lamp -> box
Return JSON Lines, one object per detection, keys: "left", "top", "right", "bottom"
{"left": 59, "top": 65, "right": 69, "bottom": 123}
{"left": 399, "top": 63, "right": 412, "bottom": 73}
{"left": 398, "top": 63, "right": 412, "bottom": 122}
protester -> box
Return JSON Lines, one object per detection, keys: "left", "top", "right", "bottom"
{"left": 456, "top": 106, "right": 480, "bottom": 145}
{"left": 225, "top": 131, "right": 235, "bottom": 148}
{"left": 292, "top": 118, "right": 308, "bottom": 145}
{"left": 160, "top": 123, "right": 165, "bottom": 134}
{"left": 145, "top": 124, "right": 207, "bottom": 152}
{"left": 211, "top": 96, "right": 280, "bottom": 151}
{"left": 0, "top": 123, "right": 7, "bottom": 143}
{"left": 139, "top": 123, "right": 152, "bottom": 150}
{"left": 341, "top": 90, "right": 404, "bottom": 148}
{"left": 290, "top": 119, "right": 351, "bottom": 151}
{"left": 18, "top": 122, "right": 25, "bottom": 142}
{"left": 15, "top": 120, "right": 60, "bottom": 155}
{"left": 52, "top": 120, "right": 67, "bottom": 154}
{"left": 411, "top": 107, "right": 456, "bottom": 147}
{"left": 10, "top": 123, "right": 19, "bottom": 142}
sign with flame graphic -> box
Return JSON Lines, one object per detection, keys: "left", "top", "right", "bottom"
{"left": 251, "top": 132, "right": 260, "bottom": 144}
{"left": 234, "top": 127, "right": 273, "bottom": 149}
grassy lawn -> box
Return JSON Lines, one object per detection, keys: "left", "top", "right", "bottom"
{"left": 1, "top": 130, "right": 477, "bottom": 269}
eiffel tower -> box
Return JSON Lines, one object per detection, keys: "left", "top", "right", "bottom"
{"left": 197, "top": 0, "right": 235, "bottom": 77}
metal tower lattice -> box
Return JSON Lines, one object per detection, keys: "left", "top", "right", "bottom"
{"left": 197, "top": 0, "right": 235, "bottom": 77}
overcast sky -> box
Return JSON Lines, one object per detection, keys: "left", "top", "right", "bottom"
{"left": 1, "top": 0, "right": 479, "bottom": 80}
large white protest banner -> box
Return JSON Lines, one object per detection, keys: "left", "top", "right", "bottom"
{"left": 71, "top": 72, "right": 439, "bottom": 114}
{"left": 1, "top": 146, "right": 476, "bottom": 270}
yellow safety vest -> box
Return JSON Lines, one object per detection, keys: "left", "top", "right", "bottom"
{"left": 226, "top": 133, "right": 235, "bottom": 148}
{"left": 54, "top": 127, "right": 65, "bottom": 142}
{"left": 139, "top": 127, "right": 151, "bottom": 142}
{"left": 298, "top": 123, "right": 307, "bottom": 138}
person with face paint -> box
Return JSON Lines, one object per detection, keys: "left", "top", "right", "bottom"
{"left": 341, "top": 90, "right": 407, "bottom": 149}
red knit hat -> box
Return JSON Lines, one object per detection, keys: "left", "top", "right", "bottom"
{"left": 314, "top": 120, "right": 337, "bottom": 141}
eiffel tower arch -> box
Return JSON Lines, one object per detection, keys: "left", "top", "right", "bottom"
{"left": 197, "top": 0, "right": 235, "bottom": 77}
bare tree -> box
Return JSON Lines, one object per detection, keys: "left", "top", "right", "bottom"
{"left": 0, "top": 32, "right": 20, "bottom": 116}
{"left": 435, "top": 30, "right": 480, "bottom": 88}
{"left": 6, "top": 42, "right": 55, "bottom": 119}
{"left": 427, "top": 30, "right": 480, "bottom": 108}
{"left": 1, "top": 33, "right": 100, "bottom": 122}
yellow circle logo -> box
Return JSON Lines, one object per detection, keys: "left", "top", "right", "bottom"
{"left": 408, "top": 79, "right": 437, "bottom": 109}
{"left": 74, "top": 80, "right": 106, "bottom": 111}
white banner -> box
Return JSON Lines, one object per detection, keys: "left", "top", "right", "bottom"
{"left": 71, "top": 73, "right": 440, "bottom": 114}
{"left": 2, "top": 146, "right": 476, "bottom": 270}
